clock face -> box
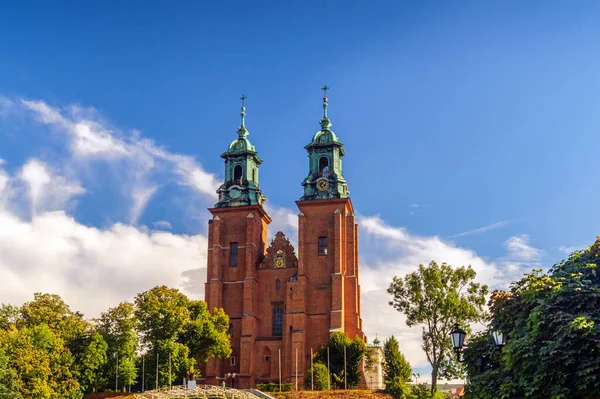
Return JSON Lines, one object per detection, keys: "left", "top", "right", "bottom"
{"left": 274, "top": 258, "right": 285, "bottom": 268}
{"left": 230, "top": 188, "right": 241, "bottom": 199}
{"left": 317, "top": 179, "right": 329, "bottom": 192}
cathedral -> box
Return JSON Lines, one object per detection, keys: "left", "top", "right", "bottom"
{"left": 202, "top": 88, "right": 365, "bottom": 389}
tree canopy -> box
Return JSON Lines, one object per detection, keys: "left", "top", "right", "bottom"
{"left": 314, "top": 331, "right": 371, "bottom": 389}
{"left": 0, "top": 286, "right": 231, "bottom": 397}
{"left": 465, "top": 237, "right": 600, "bottom": 399}
{"left": 387, "top": 261, "right": 488, "bottom": 391}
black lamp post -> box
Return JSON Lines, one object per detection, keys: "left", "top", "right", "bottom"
{"left": 450, "top": 323, "right": 467, "bottom": 362}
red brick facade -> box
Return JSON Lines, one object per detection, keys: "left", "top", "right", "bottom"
{"left": 202, "top": 198, "right": 364, "bottom": 388}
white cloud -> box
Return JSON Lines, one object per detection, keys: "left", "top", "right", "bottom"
{"left": 450, "top": 220, "right": 510, "bottom": 238}
{"left": 559, "top": 244, "right": 587, "bottom": 254}
{"left": 0, "top": 210, "right": 207, "bottom": 318}
{"left": 356, "top": 216, "right": 534, "bottom": 370}
{"left": 12, "top": 98, "right": 221, "bottom": 223}
{"left": 505, "top": 234, "right": 541, "bottom": 261}
{"left": 18, "top": 159, "right": 85, "bottom": 216}
{"left": 153, "top": 220, "right": 173, "bottom": 230}
{"left": 130, "top": 185, "right": 159, "bottom": 224}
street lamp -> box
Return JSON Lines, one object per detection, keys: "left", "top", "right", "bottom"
{"left": 492, "top": 329, "right": 507, "bottom": 347}
{"left": 450, "top": 323, "right": 467, "bottom": 358}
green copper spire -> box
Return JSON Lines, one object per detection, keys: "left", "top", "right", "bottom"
{"left": 300, "top": 85, "right": 349, "bottom": 200}
{"left": 215, "top": 95, "right": 266, "bottom": 208}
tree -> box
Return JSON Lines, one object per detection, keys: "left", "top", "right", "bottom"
{"left": 383, "top": 336, "right": 412, "bottom": 394}
{"left": 135, "top": 286, "right": 231, "bottom": 386}
{"left": 314, "top": 331, "right": 371, "bottom": 389}
{"left": 474, "top": 237, "right": 600, "bottom": 399}
{"left": 305, "top": 362, "right": 329, "bottom": 390}
{"left": 97, "top": 302, "right": 138, "bottom": 391}
{"left": 72, "top": 331, "right": 108, "bottom": 393}
{"left": 387, "top": 261, "right": 488, "bottom": 392}
{"left": 0, "top": 347, "right": 21, "bottom": 399}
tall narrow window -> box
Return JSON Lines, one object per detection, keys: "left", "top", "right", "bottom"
{"left": 233, "top": 165, "right": 243, "bottom": 182}
{"left": 319, "top": 157, "right": 329, "bottom": 177}
{"left": 252, "top": 168, "right": 256, "bottom": 182}
{"left": 229, "top": 324, "right": 233, "bottom": 336}
{"left": 272, "top": 306, "right": 283, "bottom": 336}
{"left": 275, "top": 279, "right": 281, "bottom": 289}
{"left": 318, "top": 237, "right": 327, "bottom": 255}
{"left": 230, "top": 242, "right": 238, "bottom": 266}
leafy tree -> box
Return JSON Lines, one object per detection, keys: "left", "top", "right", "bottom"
{"left": 314, "top": 331, "right": 371, "bottom": 389}
{"left": 0, "top": 347, "right": 21, "bottom": 399}
{"left": 305, "top": 362, "right": 329, "bottom": 390}
{"left": 383, "top": 335, "right": 412, "bottom": 392}
{"left": 387, "top": 261, "right": 488, "bottom": 392}
{"left": 475, "top": 237, "right": 600, "bottom": 399}
{"left": 97, "top": 302, "right": 138, "bottom": 391}
{"left": 71, "top": 331, "right": 108, "bottom": 393}
{"left": 180, "top": 300, "right": 231, "bottom": 364}
{"left": 462, "top": 331, "right": 508, "bottom": 399}
{"left": 135, "top": 286, "right": 231, "bottom": 386}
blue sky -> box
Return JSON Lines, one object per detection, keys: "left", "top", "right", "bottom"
{"left": 1, "top": 1, "right": 599, "bottom": 381}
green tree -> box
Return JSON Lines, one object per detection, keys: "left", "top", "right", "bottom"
{"left": 383, "top": 335, "right": 412, "bottom": 394}
{"left": 314, "top": 331, "right": 371, "bottom": 389}
{"left": 135, "top": 286, "right": 230, "bottom": 387}
{"left": 97, "top": 302, "right": 138, "bottom": 391}
{"left": 387, "top": 261, "right": 488, "bottom": 392}
{"left": 305, "top": 362, "right": 329, "bottom": 390}
{"left": 0, "top": 347, "right": 21, "bottom": 399}
{"left": 72, "top": 331, "right": 108, "bottom": 393}
{"left": 180, "top": 300, "right": 231, "bottom": 364}
{"left": 473, "top": 237, "right": 600, "bottom": 399}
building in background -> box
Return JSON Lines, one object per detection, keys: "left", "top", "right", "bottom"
{"left": 202, "top": 89, "right": 365, "bottom": 388}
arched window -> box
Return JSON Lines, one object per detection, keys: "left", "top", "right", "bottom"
{"left": 234, "top": 165, "right": 243, "bottom": 182}
{"left": 319, "top": 157, "right": 329, "bottom": 177}
{"left": 272, "top": 306, "right": 283, "bottom": 336}
{"left": 275, "top": 279, "right": 281, "bottom": 289}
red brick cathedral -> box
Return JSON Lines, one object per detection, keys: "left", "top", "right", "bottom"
{"left": 203, "top": 89, "right": 365, "bottom": 388}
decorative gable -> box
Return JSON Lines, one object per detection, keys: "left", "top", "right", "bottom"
{"left": 260, "top": 231, "right": 298, "bottom": 269}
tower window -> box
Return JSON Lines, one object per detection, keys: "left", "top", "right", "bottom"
{"left": 230, "top": 356, "right": 236, "bottom": 366}
{"left": 319, "top": 157, "right": 329, "bottom": 177}
{"left": 272, "top": 306, "right": 283, "bottom": 336}
{"left": 234, "top": 165, "right": 243, "bottom": 182}
{"left": 318, "top": 237, "right": 328, "bottom": 256}
{"left": 230, "top": 242, "right": 239, "bottom": 266}
{"left": 252, "top": 168, "right": 256, "bottom": 182}
{"left": 276, "top": 279, "right": 281, "bottom": 289}
{"left": 229, "top": 324, "right": 233, "bottom": 336}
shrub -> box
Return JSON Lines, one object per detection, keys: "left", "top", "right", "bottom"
{"left": 386, "top": 376, "right": 411, "bottom": 398}
{"left": 256, "top": 382, "right": 293, "bottom": 392}
{"left": 305, "top": 362, "right": 329, "bottom": 390}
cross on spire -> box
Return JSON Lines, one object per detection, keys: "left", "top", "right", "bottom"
{"left": 240, "top": 94, "right": 247, "bottom": 107}
{"left": 321, "top": 85, "right": 329, "bottom": 99}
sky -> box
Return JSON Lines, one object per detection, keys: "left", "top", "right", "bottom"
{"left": 1, "top": 0, "right": 599, "bottom": 382}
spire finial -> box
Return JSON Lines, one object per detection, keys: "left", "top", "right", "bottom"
{"left": 240, "top": 94, "right": 247, "bottom": 128}
{"left": 321, "top": 85, "right": 329, "bottom": 118}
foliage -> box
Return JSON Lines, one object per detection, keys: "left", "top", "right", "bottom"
{"left": 97, "top": 301, "right": 138, "bottom": 391}
{"left": 314, "top": 332, "right": 372, "bottom": 389}
{"left": 256, "top": 382, "right": 293, "bottom": 392}
{"left": 407, "top": 384, "right": 448, "bottom": 399}
{"left": 387, "top": 261, "right": 488, "bottom": 391}
{"left": 383, "top": 335, "right": 412, "bottom": 394}
{"left": 461, "top": 331, "right": 508, "bottom": 399}
{"left": 305, "top": 361, "right": 330, "bottom": 390}
{"left": 466, "top": 237, "right": 600, "bottom": 399}
{"left": 0, "top": 286, "right": 229, "bottom": 397}
{"left": 0, "top": 347, "right": 21, "bottom": 399}
{"left": 386, "top": 376, "right": 411, "bottom": 399}
{"left": 135, "top": 286, "right": 231, "bottom": 387}
{"left": 71, "top": 331, "right": 108, "bottom": 393}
